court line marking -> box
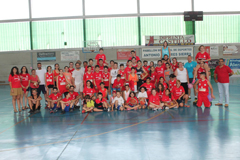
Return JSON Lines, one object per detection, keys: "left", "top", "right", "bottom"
{"left": 167, "top": 111, "right": 175, "bottom": 119}
{"left": 0, "top": 111, "right": 167, "bottom": 152}
{"left": 0, "top": 97, "right": 12, "bottom": 102}
{"left": 57, "top": 113, "right": 89, "bottom": 160}
{"left": 219, "top": 106, "right": 240, "bottom": 117}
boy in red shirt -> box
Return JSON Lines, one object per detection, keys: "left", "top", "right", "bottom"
{"left": 103, "top": 66, "right": 111, "bottom": 93}
{"left": 47, "top": 87, "right": 62, "bottom": 113}
{"left": 93, "top": 65, "right": 103, "bottom": 93}
{"left": 95, "top": 48, "right": 108, "bottom": 66}
{"left": 118, "top": 64, "right": 126, "bottom": 85}
{"left": 60, "top": 92, "right": 74, "bottom": 114}
{"left": 143, "top": 60, "right": 150, "bottom": 81}
{"left": 69, "top": 85, "right": 80, "bottom": 108}
{"left": 169, "top": 74, "right": 177, "bottom": 91}
{"left": 99, "top": 82, "right": 108, "bottom": 99}
{"left": 194, "top": 72, "right": 215, "bottom": 107}
{"left": 155, "top": 60, "right": 166, "bottom": 82}
{"left": 113, "top": 75, "right": 124, "bottom": 92}
{"left": 124, "top": 60, "right": 134, "bottom": 84}
{"left": 85, "top": 59, "right": 95, "bottom": 73}
{"left": 98, "top": 59, "right": 105, "bottom": 73}
{"left": 94, "top": 93, "right": 110, "bottom": 112}
{"left": 83, "top": 66, "right": 94, "bottom": 87}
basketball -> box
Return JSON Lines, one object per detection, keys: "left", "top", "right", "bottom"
{"left": 129, "top": 98, "right": 137, "bottom": 105}
{"left": 188, "top": 83, "right": 193, "bottom": 89}
{"left": 140, "top": 100, "right": 145, "bottom": 105}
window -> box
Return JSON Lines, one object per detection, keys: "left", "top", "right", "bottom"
{"left": 195, "top": 15, "right": 240, "bottom": 43}
{"left": 0, "top": 0, "right": 29, "bottom": 20}
{"left": 31, "top": 0, "right": 82, "bottom": 18}
{"left": 140, "top": 0, "right": 192, "bottom": 13}
{"left": 85, "top": 17, "right": 138, "bottom": 46}
{"left": 85, "top": 0, "right": 137, "bottom": 15}
{"left": 32, "top": 19, "right": 84, "bottom": 49}
{"left": 141, "top": 16, "right": 186, "bottom": 45}
{"left": 0, "top": 22, "right": 30, "bottom": 51}
{"left": 194, "top": 0, "right": 239, "bottom": 12}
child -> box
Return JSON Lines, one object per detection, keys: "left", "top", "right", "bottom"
{"left": 102, "top": 66, "right": 111, "bottom": 94}
{"left": 28, "top": 89, "right": 42, "bottom": 113}
{"left": 125, "top": 91, "right": 139, "bottom": 110}
{"left": 194, "top": 72, "right": 215, "bottom": 107}
{"left": 83, "top": 80, "right": 95, "bottom": 98}
{"left": 82, "top": 95, "right": 94, "bottom": 113}
{"left": 112, "top": 91, "right": 125, "bottom": 111}
{"left": 69, "top": 85, "right": 80, "bottom": 108}
{"left": 93, "top": 65, "right": 103, "bottom": 93}
{"left": 30, "top": 69, "right": 40, "bottom": 94}
{"left": 118, "top": 64, "right": 126, "bottom": 90}
{"left": 123, "top": 84, "right": 131, "bottom": 104}
{"left": 162, "top": 89, "right": 178, "bottom": 109}
{"left": 164, "top": 63, "right": 173, "bottom": 84}
{"left": 112, "top": 74, "right": 124, "bottom": 92}
{"left": 128, "top": 67, "right": 138, "bottom": 92}
{"left": 45, "top": 66, "right": 54, "bottom": 96}
{"left": 148, "top": 89, "right": 163, "bottom": 111}
{"left": 169, "top": 74, "right": 177, "bottom": 91}
{"left": 157, "top": 83, "right": 165, "bottom": 101}
{"left": 60, "top": 92, "right": 74, "bottom": 114}
{"left": 141, "top": 77, "right": 155, "bottom": 98}
{"left": 63, "top": 66, "right": 72, "bottom": 90}
{"left": 83, "top": 65, "right": 94, "bottom": 87}
{"left": 137, "top": 86, "right": 148, "bottom": 109}
{"left": 94, "top": 93, "right": 110, "bottom": 112}
{"left": 159, "top": 77, "right": 168, "bottom": 90}
{"left": 149, "top": 66, "right": 157, "bottom": 85}
{"left": 110, "top": 90, "right": 117, "bottom": 106}
{"left": 171, "top": 80, "right": 189, "bottom": 107}
{"left": 47, "top": 87, "right": 62, "bottom": 113}
{"left": 57, "top": 69, "right": 67, "bottom": 94}
{"left": 99, "top": 82, "right": 108, "bottom": 99}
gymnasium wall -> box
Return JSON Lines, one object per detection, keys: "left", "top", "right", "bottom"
{"left": 0, "top": 44, "right": 239, "bottom": 83}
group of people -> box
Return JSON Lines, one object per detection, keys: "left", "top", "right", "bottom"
{"left": 8, "top": 42, "right": 234, "bottom": 114}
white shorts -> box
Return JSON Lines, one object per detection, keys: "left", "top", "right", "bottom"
{"left": 74, "top": 83, "right": 83, "bottom": 92}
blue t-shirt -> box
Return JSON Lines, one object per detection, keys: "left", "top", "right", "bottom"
{"left": 184, "top": 61, "right": 197, "bottom": 78}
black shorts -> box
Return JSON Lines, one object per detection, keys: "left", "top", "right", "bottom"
{"left": 176, "top": 97, "right": 184, "bottom": 104}
{"left": 48, "top": 85, "right": 54, "bottom": 88}
{"left": 54, "top": 81, "right": 57, "bottom": 87}
{"left": 189, "top": 78, "right": 194, "bottom": 84}
{"left": 104, "top": 86, "right": 109, "bottom": 90}
{"left": 181, "top": 82, "right": 188, "bottom": 95}
{"left": 137, "top": 80, "right": 143, "bottom": 90}
{"left": 37, "top": 85, "right": 46, "bottom": 95}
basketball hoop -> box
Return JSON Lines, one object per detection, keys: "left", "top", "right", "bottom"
{"left": 82, "top": 40, "right": 102, "bottom": 53}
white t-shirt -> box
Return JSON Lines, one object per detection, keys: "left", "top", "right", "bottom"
{"left": 72, "top": 68, "right": 85, "bottom": 84}
{"left": 176, "top": 68, "right": 188, "bottom": 83}
{"left": 112, "top": 96, "right": 124, "bottom": 106}
{"left": 36, "top": 69, "right": 46, "bottom": 85}
{"left": 110, "top": 69, "right": 119, "bottom": 84}
{"left": 137, "top": 91, "right": 148, "bottom": 99}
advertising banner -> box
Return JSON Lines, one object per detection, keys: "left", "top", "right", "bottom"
{"left": 208, "top": 59, "right": 219, "bottom": 69}
{"left": 142, "top": 47, "right": 193, "bottom": 58}
{"left": 61, "top": 51, "right": 80, "bottom": 61}
{"left": 117, "top": 49, "right": 134, "bottom": 60}
{"left": 204, "top": 46, "right": 219, "bottom": 56}
{"left": 223, "top": 45, "right": 240, "bottom": 55}
{"left": 37, "top": 52, "right": 56, "bottom": 62}
{"left": 145, "top": 35, "right": 195, "bottom": 46}
{"left": 225, "top": 59, "right": 240, "bottom": 77}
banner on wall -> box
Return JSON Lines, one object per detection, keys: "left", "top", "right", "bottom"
{"left": 117, "top": 49, "right": 134, "bottom": 60}
{"left": 145, "top": 35, "right": 195, "bottom": 46}
{"left": 61, "top": 51, "right": 80, "bottom": 61}
{"left": 225, "top": 59, "right": 240, "bottom": 77}
{"left": 208, "top": 59, "right": 219, "bottom": 69}
{"left": 204, "top": 46, "right": 219, "bottom": 56}
{"left": 37, "top": 52, "right": 56, "bottom": 62}
{"left": 223, "top": 45, "right": 240, "bottom": 55}
{"left": 142, "top": 47, "right": 193, "bottom": 58}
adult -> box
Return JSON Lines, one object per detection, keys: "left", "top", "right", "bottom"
{"left": 214, "top": 58, "right": 234, "bottom": 107}
{"left": 95, "top": 48, "right": 107, "bottom": 65}
{"left": 128, "top": 50, "right": 140, "bottom": 62}
{"left": 161, "top": 41, "right": 171, "bottom": 60}
{"left": 53, "top": 63, "right": 60, "bottom": 86}
{"left": 9, "top": 66, "right": 22, "bottom": 113}
{"left": 184, "top": 55, "right": 197, "bottom": 99}
{"left": 72, "top": 61, "right": 85, "bottom": 104}
{"left": 175, "top": 62, "right": 189, "bottom": 95}
{"left": 36, "top": 63, "right": 47, "bottom": 105}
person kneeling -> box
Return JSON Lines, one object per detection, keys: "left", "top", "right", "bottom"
{"left": 94, "top": 93, "right": 110, "bottom": 112}
{"left": 82, "top": 95, "right": 94, "bottom": 113}
{"left": 28, "top": 89, "right": 42, "bottom": 114}
{"left": 46, "top": 87, "right": 62, "bottom": 113}
{"left": 125, "top": 91, "right": 139, "bottom": 110}
{"left": 60, "top": 92, "right": 74, "bottom": 114}
{"left": 148, "top": 89, "right": 164, "bottom": 111}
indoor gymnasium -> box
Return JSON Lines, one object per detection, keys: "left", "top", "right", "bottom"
{"left": 0, "top": 0, "right": 240, "bottom": 160}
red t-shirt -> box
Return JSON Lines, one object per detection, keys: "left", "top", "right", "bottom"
{"left": 214, "top": 65, "right": 232, "bottom": 83}
{"left": 161, "top": 82, "right": 168, "bottom": 90}
{"left": 95, "top": 98, "right": 107, "bottom": 106}
{"left": 20, "top": 73, "right": 30, "bottom": 87}
{"left": 172, "top": 86, "right": 185, "bottom": 100}
{"left": 99, "top": 88, "right": 107, "bottom": 98}
{"left": 162, "top": 95, "right": 172, "bottom": 102}
{"left": 83, "top": 87, "right": 95, "bottom": 97}
{"left": 49, "top": 93, "right": 62, "bottom": 104}
{"left": 69, "top": 92, "right": 79, "bottom": 99}
{"left": 149, "top": 72, "right": 157, "bottom": 84}
{"left": 113, "top": 79, "right": 124, "bottom": 89}
{"left": 171, "top": 63, "right": 178, "bottom": 72}
{"left": 124, "top": 66, "right": 132, "bottom": 81}
{"left": 93, "top": 72, "right": 103, "bottom": 86}
{"left": 30, "top": 75, "right": 39, "bottom": 88}
{"left": 155, "top": 64, "right": 165, "bottom": 79}
{"left": 8, "top": 74, "right": 21, "bottom": 88}
{"left": 108, "top": 67, "right": 113, "bottom": 72}
{"left": 198, "top": 79, "right": 209, "bottom": 93}
{"left": 62, "top": 97, "right": 73, "bottom": 106}
{"left": 99, "top": 65, "right": 104, "bottom": 73}
{"left": 197, "top": 67, "right": 206, "bottom": 79}
{"left": 126, "top": 97, "right": 139, "bottom": 105}
{"left": 95, "top": 54, "right": 106, "bottom": 65}
{"left": 128, "top": 56, "right": 140, "bottom": 62}
{"left": 157, "top": 90, "right": 165, "bottom": 101}
{"left": 85, "top": 66, "right": 95, "bottom": 73}
{"left": 141, "top": 83, "right": 155, "bottom": 97}
{"left": 132, "top": 64, "right": 138, "bottom": 68}
{"left": 102, "top": 72, "right": 110, "bottom": 86}
{"left": 195, "top": 52, "right": 210, "bottom": 64}
{"left": 169, "top": 79, "right": 177, "bottom": 91}
{"left": 149, "top": 95, "right": 160, "bottom": 105}
{"left": 58, "top": 75, "right": 66, "bottom": 89}
{"left": 83, "top": 72, "right": 94, "bottom": 84}
{"left": 68, "top": 68, "right": 75, "bottom": 74}
{"left": 118, "top": 70, "right": 125, "bottom": 81}
{"left": 46, "top": 72, "right": 54, "bottom": 86}
{"left": 143, "top": 65, "right": 150, "bottom": 80}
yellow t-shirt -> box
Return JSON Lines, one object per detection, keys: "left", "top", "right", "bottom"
{"left": 86, "top": 100, "right": 94, "bottom": 108}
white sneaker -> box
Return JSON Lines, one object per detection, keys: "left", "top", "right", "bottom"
{"left": 165, "top": 107, "right": 169, "bottom": 109}
{"left": 153, "top": 108, "right": 157, "bottom": 111}
{"left": 107, "top": 107, "right": 110, "bottom": 112}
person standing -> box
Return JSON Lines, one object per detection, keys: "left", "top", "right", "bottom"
{"left": 161, "top": 41, "right": 171, "bottom": 59}
{"left": 184, "top": 55, "right": 197, "bottom": 100}
{"left": 36, "top": 63, "right": 47, "bottom": 106}
{"left": 128, "top": 50, "right": 140, "bottom": 62}
{"left": 175, "top": 62, "right": 189, "bottom": 95}
{"left": 9, "top": 67, "right": 22, "bottom": 113}
{"left": 214, "top": 58, "right": 234, "bottom": 107}
{"left": 95, "top": 48, "right": 108, "bottom": 66}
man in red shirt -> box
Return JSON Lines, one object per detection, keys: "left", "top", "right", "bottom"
{"left": 47, "top": 87, "right": 62, "bottom": 113}
{"left": 95, "top": 48, "right": 107, "bottom": 66}
{"left": 60, "top": 92, "right": 74, "bottom": 114}
{"left": 128, "top": 50, "right": 140, "bottom": 62}
{"left": 214, "top": 58, "right": 234, "bottom": 107}
{"left": 155, "top": 60, "right": 166, "bottom": 82}
{"left": 93, "top": 65, "right": 103, "bottom": 92}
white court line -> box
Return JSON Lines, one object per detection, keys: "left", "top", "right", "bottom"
{"left": 0, "top": 97, "right": 12, "bottom": 102}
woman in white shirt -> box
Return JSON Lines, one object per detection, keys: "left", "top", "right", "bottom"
{"left": 175, "top": 62, "right": 189, "bottom": 95}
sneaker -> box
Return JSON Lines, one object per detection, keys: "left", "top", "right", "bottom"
{"left": 28, "top": 110, "right": 34, "bottom": 113}
{"left": 70, "top": 109, "right": 73, "bottom": 112}
{"left": 54, "top": 109, "right": 58, "bottom": 113}
{"left": 82, "top": 110, "right": 86, "bottom": 114}
{"left": 61, "top": 111, "right": 65, "bottom": 114}
{"left": 107, "top": 107, "right": 110, "bottom": 112}
{"left": 188, "top": 97, "right": 191, "bottom": 100}
{"left": 153, "top": 108, "right": 157, "bottom": 111}
{"left": 165, "top": 107, "right": 169, "bottom": 109}
{"left": 195, "top": 97, "right": 197, "bottom": 100}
